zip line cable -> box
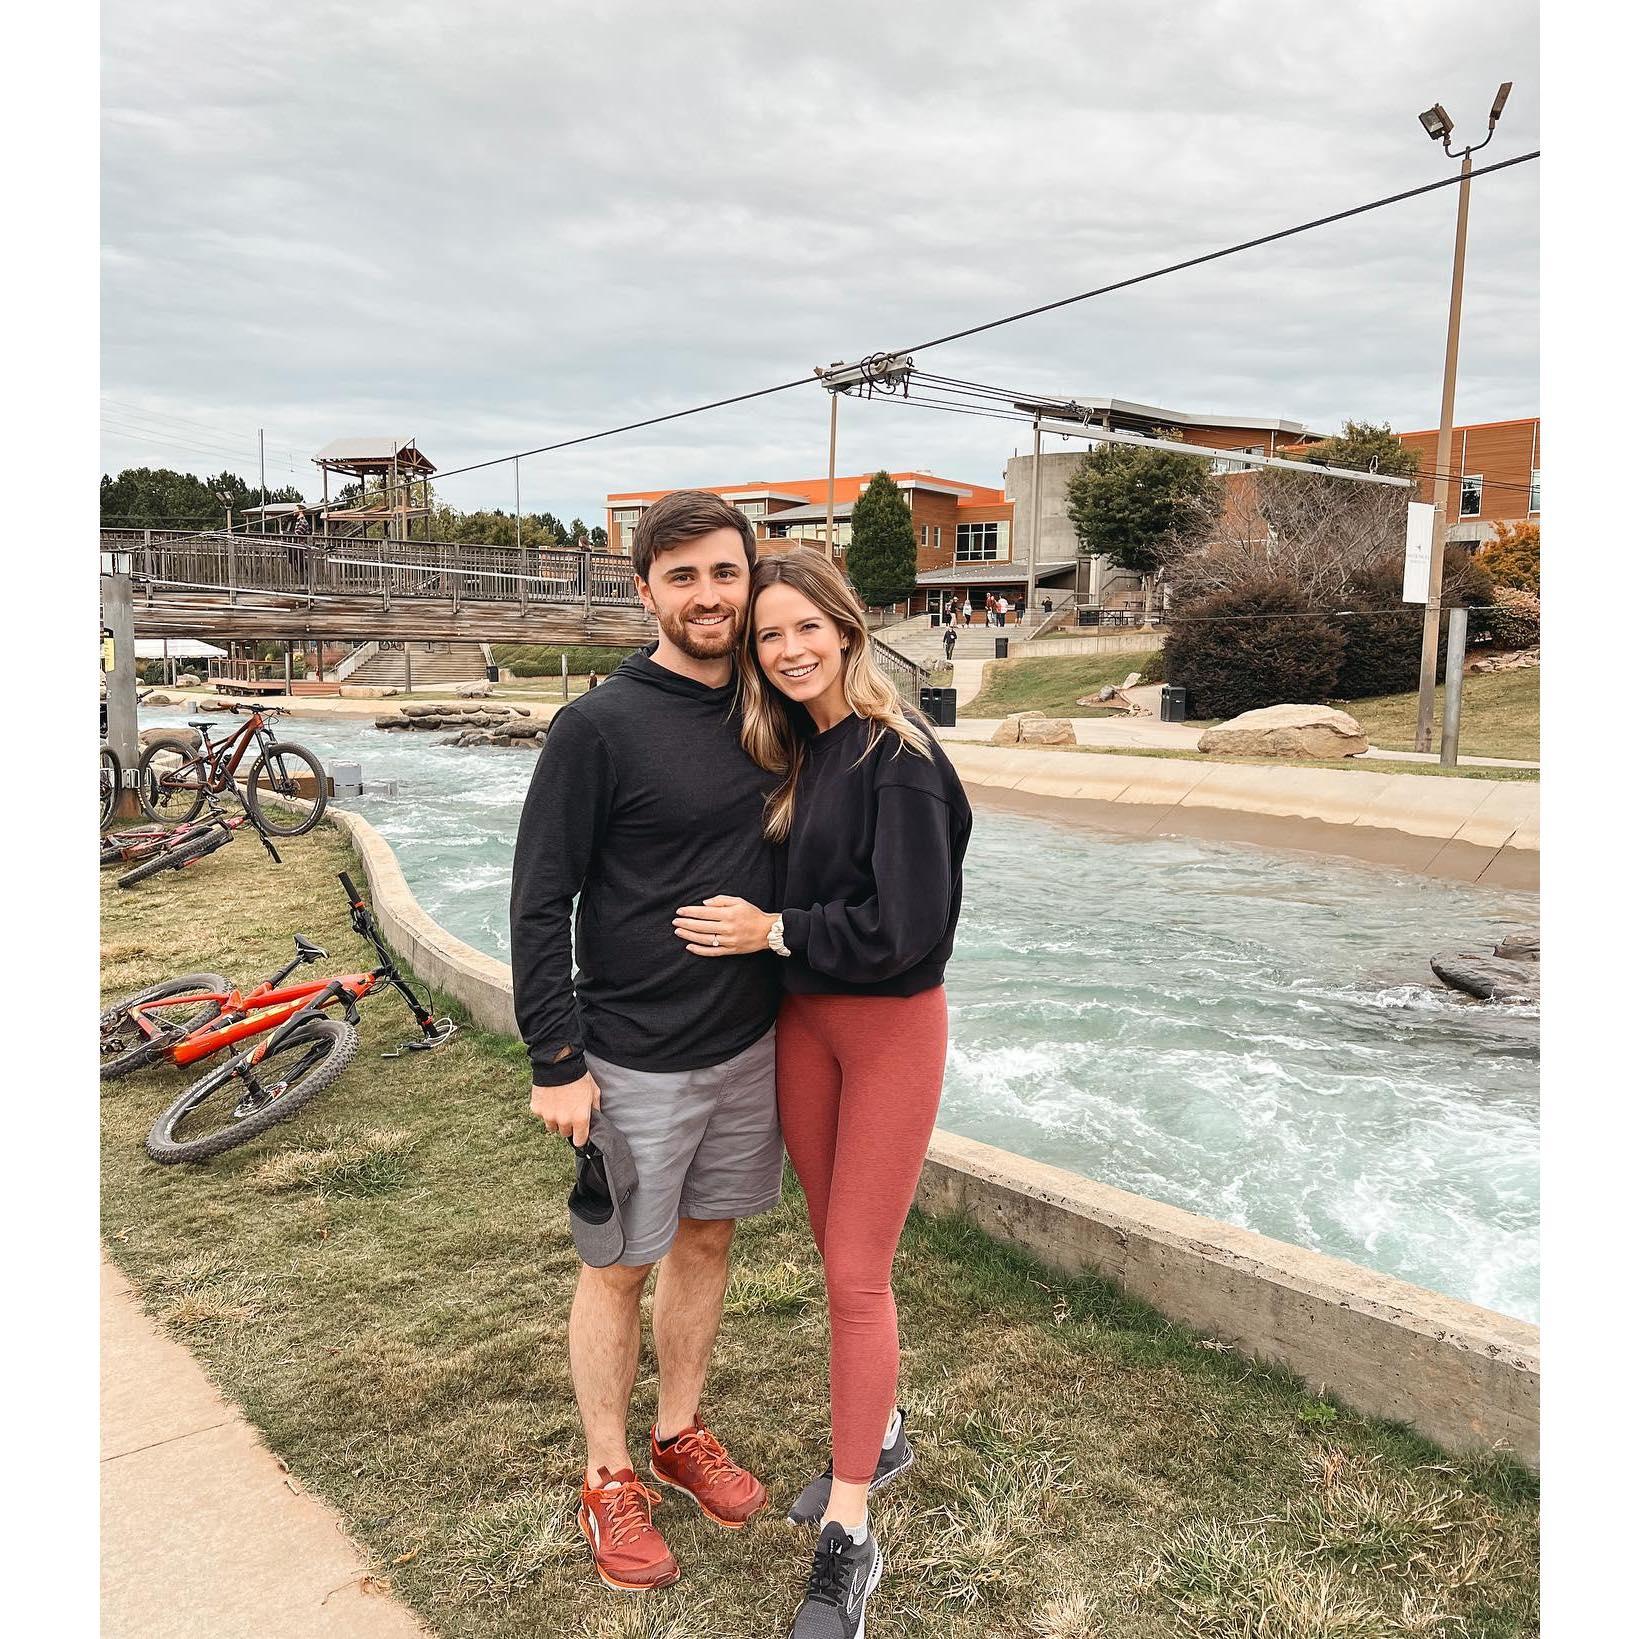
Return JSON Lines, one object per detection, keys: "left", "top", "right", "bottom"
{"left": 424, "top": 149, "right": 1538, "bottom": 487}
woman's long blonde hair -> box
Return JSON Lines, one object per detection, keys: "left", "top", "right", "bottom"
{"left": 738, "top": 548, "right": 931, "bottom": 841}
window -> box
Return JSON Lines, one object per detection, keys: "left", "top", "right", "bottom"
{"left": 1209, "top": 445, "right": 1263, "bottom": 474}
{"left": 919, "top": 524, "right": 928, "bottom": 546}
{"left": 934, "top": 526, "right": 941, "bottom": 549}
{"left": 769, "top": 521, "right": 851, "bottom": 546}
{"left": 735, "top": 500, "right": 768, "bottom": 521}
{"left": 956, "top": 522, "right": 999, "bottom": 562}
{"left": 611, "top": 508, "right": 643, "bottom": 527}
{"left": 1529, "top": 469, "right": 1540, "bottom": 513}
{"left": 1460, "top": 475, "right": 1483, "bottom": 517}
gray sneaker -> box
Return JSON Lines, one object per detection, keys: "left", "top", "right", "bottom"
{"left": 790, "top": 1521, "right": 883, "bottom": 1639}
{"left": 786, "top": 1410, "right": 913, "bottom": 1526}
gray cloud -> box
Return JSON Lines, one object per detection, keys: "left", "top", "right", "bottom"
{"left": 102, "top": 0, "right": 1539, "bottom": 520}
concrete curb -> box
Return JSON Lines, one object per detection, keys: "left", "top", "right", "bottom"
{"left": 943, "top": 743, "right": 1539, "bottom": 888}
{"left": 321, "top": 807, "right": 1540, "bottom": 1467}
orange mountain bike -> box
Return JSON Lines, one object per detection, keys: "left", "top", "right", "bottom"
{"left": 99, "top": 873, "right": 455, "bottom": 1163}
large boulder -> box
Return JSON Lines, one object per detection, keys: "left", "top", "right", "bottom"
{"left": 990, "top": 711, "right": 1075, "bottom": 747}
{"left": 140, "top": 725, "right": 201, "bottom": 752}
{"left": 455, "top": 680, "right": 494, "bottom": 698}
{"left": 401, "top": 702, "right": 442, "bottom": 718}
{"left": 1431, "top": 952, "right": 1540, "bottom": 1004}
{"left": 176, "top": 672, "right": 202, "bottom": 687}
{"left": 1198, "top": 704, "right": 1369, "bottom": 759}
{"left": 339, "top": 684, "right": 399, "bottom": 699}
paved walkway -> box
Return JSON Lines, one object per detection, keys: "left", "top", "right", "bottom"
{"left": 102, "top": 1257, "right": 430, "bottom": 1639}
{"left": 937, "top": 714, "right": 1539, "bottom": 770}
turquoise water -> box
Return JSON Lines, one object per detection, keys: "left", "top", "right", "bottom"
{"left": 145, "top": 710, "right": 1539, "bottom": 1320}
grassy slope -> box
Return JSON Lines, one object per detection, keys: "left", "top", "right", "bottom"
{"left": 965, "top": 651, "right": 1158, "bottom": 719}
{"left": 1342, "top": 669, "right": 1540, "bottom": 762}
{"left": 100, "top": 834, "right": 1538, "bottom": 1638}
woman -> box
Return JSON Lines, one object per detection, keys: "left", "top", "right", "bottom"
{"left": 673, "top": 548, "right": 970, "bottom": 1637}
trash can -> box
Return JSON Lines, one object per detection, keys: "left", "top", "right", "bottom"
{"left": 1159, "top": 684, "right": 1189, "bottom": 723}
{"left": 919, "top": 686, "right": 957, "bottom": 728}
{"left": 1077, "top": 607, "right": 1096, "bottom": 626}
{"left": 994, "top": 636, "right": 1009, "bottom": 659}
{"left": 929, "top": 611, "right": 941, "bottom": 627}
{"left": 485, "top": 664, "right": 500, "bottom": 682}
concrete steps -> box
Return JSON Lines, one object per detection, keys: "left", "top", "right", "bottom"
{"left": 342, "top": 641, "right": 489, "bottom": 690}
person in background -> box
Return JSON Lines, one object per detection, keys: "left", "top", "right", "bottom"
{"left": 673, "top": 546, "right": 971, "bottom": 1639}
{"left": 942, "top": 621, "right": 957, "bottom": 663}
{"left": 961, "top": 596, "right": 973, "bottom": 626}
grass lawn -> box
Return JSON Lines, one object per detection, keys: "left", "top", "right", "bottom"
{"left": 1340, "top": 670, "right": 1540, "bottom": 763}
{"left": 965, "top": 651, "right": 1159, "bottom": 719}
{"left": 100, "top": 832, "right": 1538, "bottom": 1638}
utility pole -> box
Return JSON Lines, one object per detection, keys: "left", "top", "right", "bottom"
{"left": 1440, "top": 606, "right": 1469, "bottom": 767}
{"left": 259, "top": 428, "right": 267, "bottom": 532}
{"left": 825, "top": 388, "right": 840, "bottom": 557}
{"left": 1025, "top": 419, "right": 1043, "bottom": 623}
{"left": 1413, "top": 82, "right": 1511, "bottom": 752}
{"left": 101, "top": 553, "right": 142, "bottom": 820}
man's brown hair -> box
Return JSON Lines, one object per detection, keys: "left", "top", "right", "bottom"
{"left": 629, "top": 490, "right": 757, "bottom": 581}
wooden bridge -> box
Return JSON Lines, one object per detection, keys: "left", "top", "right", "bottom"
{"left": 102, "top": 529, "right": 658, "bottom": 647}
{"left": 100, "top": 529, "right": 929, "bottom": 699}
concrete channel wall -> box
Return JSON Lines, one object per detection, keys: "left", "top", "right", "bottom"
{"left": 324, "top": 806, "right": 1540, "bottom": 1467}
{"left": 945, "top": 743, "right": 1539, "bottom": 889}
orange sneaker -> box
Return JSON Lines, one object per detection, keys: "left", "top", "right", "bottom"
{"left": 578, "top": 1467, "right": 680, "bottom": 1592}
{"left": 649, "top": 1416, "right": 769, "bottom": 1528}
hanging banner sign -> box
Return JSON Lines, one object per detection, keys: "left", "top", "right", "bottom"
{"left": 102, "top": 636, "right": 116, "bottom": 672}
{"left": 1402, "top": 502, "right": 1436, "bottom": 604}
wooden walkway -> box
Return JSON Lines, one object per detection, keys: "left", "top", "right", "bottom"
{"left": 105, "top": 529, "right": 657, "bottom": 646}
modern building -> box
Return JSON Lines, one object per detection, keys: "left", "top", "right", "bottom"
{"left": 1396, "top": 417, "right": 1540, "bottom": 546}
{"left": 605, "top": 406, "right": 1539, "bottom": 616}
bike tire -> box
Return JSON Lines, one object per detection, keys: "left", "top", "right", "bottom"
{"left": 137, "top": 738, "right": 207, "bottom": 827}
{"left": 245, "top": 741, "right": 327, "bottom": 836}
{"left": 100, "top": 747, "right": 121, "bottom": 829}
{"left": 99, "top": 972, "right": 234, "bottom": 1082}
{"left": 145, "top": 1016, "right": 358, "bottom": 1163}
{"left": 117, "top": 827, "right": 230, "bottom": 889}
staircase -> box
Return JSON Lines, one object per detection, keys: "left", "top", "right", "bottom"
{"left": 871, "top": 618, "right": 1039, "bottom": 666}
{"left": 338, "top": 640, "right": 491, "bottom": 691}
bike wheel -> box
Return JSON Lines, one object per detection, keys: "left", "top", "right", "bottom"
{"left": 100, "top": 972, "right": 233, "bottom": 1081}
{"left": 138, "top": 739, "right": 207, "bottom": 827}
{"left": 117, "top": 827, "right": 229, "bottom": 889}
{"left": 145, "top": 1016, "right": 358, "bottom": 1163}
{"left": 245, "top": 741, "right": 327, "bottom": 836}
{"left": 100, "top": 747, "right": 120, "bottom": 829}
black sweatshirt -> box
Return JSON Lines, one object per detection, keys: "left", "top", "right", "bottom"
{"left": 510, "top": 648, "right": 780, "bottom": 1086}
{"left": 778, "top": 713, "right": 971, "bottom": 995}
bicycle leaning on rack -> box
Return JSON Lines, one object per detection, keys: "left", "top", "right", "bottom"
{"left": 137, "top": 701, "right": 328, "bottom": 837}
{"left": 99, "top": 871, "right": 456, "bottom": 1163}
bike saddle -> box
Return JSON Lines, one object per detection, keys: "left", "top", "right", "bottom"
{"left": 187, "top": 720, "right": 216, "bottom": 732}
{"left": 293, "top": 934, "right": 328, "bottom": 962}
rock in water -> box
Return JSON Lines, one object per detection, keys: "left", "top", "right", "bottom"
{"left": 1198, "top": 704, "right": 1369, "bottom": 759}
{"left": 1494, "top": 929, "right": 1540, "bottom": 962}
{"left": 1430, "top": 953, "right": 1540, "bottom": 1004}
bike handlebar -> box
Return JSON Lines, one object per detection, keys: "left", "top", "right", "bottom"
{"left": 340, "top": 871, "right": 363, "bottom": 908}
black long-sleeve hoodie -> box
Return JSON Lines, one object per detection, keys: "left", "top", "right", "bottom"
{"left": 509, "top": 647, "right": 779, "bottom": 1086}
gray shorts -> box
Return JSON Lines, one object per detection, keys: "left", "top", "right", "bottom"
{"left": 583, "top": 1026, "right": 781, "bottom": 1266}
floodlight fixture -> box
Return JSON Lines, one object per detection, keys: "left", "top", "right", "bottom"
{"left": 1419, "top": 103, "right": 1454, "bottom": 141}
{"left": 818, "top": 351, "right": 914, "bottom": 393}
{"left": 1489, "top": 81, "right": 1512, "bottom": 125}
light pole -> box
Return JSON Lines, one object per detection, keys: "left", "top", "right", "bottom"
{"left": 1412, "top": 81, "right": 1512, "bottom": 753}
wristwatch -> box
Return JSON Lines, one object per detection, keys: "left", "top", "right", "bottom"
{"left": 767, "top": 915, "right": 791, "bottom": 958}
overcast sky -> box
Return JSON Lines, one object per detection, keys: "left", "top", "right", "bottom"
{"left": 101, "top": 0, "right": 1538, "bottom": 523}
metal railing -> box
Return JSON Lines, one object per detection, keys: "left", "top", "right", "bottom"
{"left": 104, "top": 529, "right": 644, "bottom": 611}
{"left": 868, "top": 634, "right": 930, "bottom": 709}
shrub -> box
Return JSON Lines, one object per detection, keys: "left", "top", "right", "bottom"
{"left": 490, "top": 644, "right": 642, "bottom": 678}
{"left": 1331, "top": 549, "right": 1495, "bottom": 699}
{"left": 1138, "top": 647, "right": 1167, "bottom": 686}
{"left": 1488, "top": 586, "right": 1540, "bottom": 651}
{"left": 1163, "top": 575, "right": 1344, "bottom": 719}
{"left": 1478, "top": 520, "right": 1540, "bottom": 594}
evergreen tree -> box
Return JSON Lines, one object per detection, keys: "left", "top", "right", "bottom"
{"left": 845, "top": 471, "right": 918, "bottom": 607}
{"left": 100, "top": 467, "right": 302, "bottom": 528}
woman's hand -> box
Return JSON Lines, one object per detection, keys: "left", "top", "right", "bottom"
{"left": 674, "top": 895, "right": 777, "bottom": 957}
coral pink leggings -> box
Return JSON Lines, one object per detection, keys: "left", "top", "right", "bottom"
{"left": 776, "top": 988, "right": 948, "bottom": 1485}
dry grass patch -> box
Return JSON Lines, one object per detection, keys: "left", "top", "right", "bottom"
{"left": 250, "top": 1126, "right": 417, "bottom": 1195}
{"left": 721, "top": 1258, "right": 820, "bottom": 1317}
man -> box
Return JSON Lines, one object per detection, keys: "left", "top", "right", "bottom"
{"left": 511, "top": 489, "right": 782, "bottom": 1593}
{"left": 942, "top": 621, "right": 957, "bottom": 663}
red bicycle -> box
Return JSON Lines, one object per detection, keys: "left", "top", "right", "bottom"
{"left": 138, "top": 702, "right": 327, "bottom": 837}
{"left": 99, "top": 873, "right": 455, "bottom": 1163}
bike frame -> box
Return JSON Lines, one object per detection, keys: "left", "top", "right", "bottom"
{"left": 132, "top": 972, "right": 381, "bottom": 1068}
{"left": 187, "top": 708, "right": 278, "bottom": 788}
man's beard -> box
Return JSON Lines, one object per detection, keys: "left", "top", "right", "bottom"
{"left": 659, "top": 601, "right": 740, "bottom": 660}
